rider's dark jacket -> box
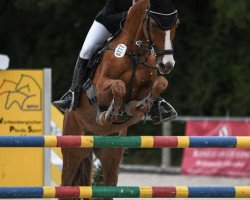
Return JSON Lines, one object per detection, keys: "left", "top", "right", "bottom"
{"left": 95, "top": 0, "right": 133, "bottom": 34}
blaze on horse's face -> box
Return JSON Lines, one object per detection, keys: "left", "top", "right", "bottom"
{"left": 149, "top": 17, "right": 179, "bottom": 74}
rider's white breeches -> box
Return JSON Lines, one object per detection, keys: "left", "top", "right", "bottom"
{"left": 80, "top": 20, "right": 111, "bottom": 59}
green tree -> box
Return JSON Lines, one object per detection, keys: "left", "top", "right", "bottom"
{"left": 166, "top": 0, "right": 250, "bottom": 116}
{"left": 0, "top": 0, "right": 249, "bottom": 116}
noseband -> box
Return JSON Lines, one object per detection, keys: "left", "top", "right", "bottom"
{"left": 145, "top": 8, "right": 178, "bottom": 59}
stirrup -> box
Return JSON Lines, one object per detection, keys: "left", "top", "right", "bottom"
{"left": 61, "top": 90, "right": 75, "bottom": 112}
{"left": 53, "top": 90, "right": 75, "bottom": 112}
{"left": 156, "top": 99, "right": 178, "bottom": 124}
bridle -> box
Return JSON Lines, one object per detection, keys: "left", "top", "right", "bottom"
{"left": 145, "top": 8, "right": 178, "bottom": 59}
{"left": 119, "top": 6, "right": 178, "bottom": 61}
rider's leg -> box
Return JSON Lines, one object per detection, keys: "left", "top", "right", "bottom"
{"left": 53, "top": 21, "right": 111, "bottom": 112}
{"left": 148, "top": 96, "right": 178, "bottom": 124}
{"left": 79, "top": 21, "right": 111, "bottom": 59}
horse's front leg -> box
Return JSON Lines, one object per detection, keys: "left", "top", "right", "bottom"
{"left": 126, "top": 76, "right": 168, "bottom": 116}
{"left": 96, "top": 79, "right": 126, "bottom": 125}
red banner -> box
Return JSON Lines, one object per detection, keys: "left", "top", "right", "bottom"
{"left": 181, "top": 121, "right": 250, "bottom": 177}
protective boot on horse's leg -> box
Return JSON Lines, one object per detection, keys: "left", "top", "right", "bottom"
{"left": 53, "top": 21, "right": 111, "bottom": 112}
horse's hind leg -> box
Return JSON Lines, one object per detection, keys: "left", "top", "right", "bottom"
{"left": 60, "top": 112, "right": 93, "bottom": 200}
{"left": 93, "top": 129, "right": 127, "bottom": 200}
{"left": 94, "top": 148, "right": 123, "bottom": 200}
{"left": 95, "top": 79, "right": 126, "bottom": 125}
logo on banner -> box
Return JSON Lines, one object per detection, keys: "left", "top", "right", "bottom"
{"left": 0, "top": 74, "right": 42, "bottom": 111}
{"left": 218, "top": 125, "right": 230, "bottom": 136}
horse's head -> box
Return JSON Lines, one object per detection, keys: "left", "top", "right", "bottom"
{"left": 144, "top": 0, "right": 179, "bottom": 74}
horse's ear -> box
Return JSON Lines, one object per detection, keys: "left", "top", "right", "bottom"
{"left": 137, "top": 0, "right": 150, "bottom": 11}
{"left": 146, "top": 0, "right": 151, "bottom": 9}
{"left": 176, "top": 18, "right": 180, "bottom": 26}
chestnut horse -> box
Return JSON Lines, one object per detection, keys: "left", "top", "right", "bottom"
{"left": 61, "top": 0, "right": 179, "bottom": 199}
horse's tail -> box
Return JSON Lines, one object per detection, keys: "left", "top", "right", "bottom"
{"left": 60, "top": 148, "right": 93, "bottom": 200}
{"left": 73, "top": 150, "right": 93, "bottom": 186}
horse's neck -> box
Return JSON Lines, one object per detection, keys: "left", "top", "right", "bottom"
{"left": 122, "top": 1, "right": 148, "bottom": 49}
{"left": 122, "top": 21, "right": 146, "bottom": 53}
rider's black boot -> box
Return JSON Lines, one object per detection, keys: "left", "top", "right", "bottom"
{"left": 53, "top": 57, "right": 89, "bottom": 112}
{"left": 148, "top": 96, "right": 178, "bottom": 124}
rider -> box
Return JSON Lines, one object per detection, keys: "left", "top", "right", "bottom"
{"left": 53, "top": 0, "right": 177, "bottom": 124}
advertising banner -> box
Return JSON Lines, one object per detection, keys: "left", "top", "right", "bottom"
{"left": 0, "top": 70, "right": 44, "bottom": 186}
{"left": 182, "top": 121, "right": 250, "bottom": 177}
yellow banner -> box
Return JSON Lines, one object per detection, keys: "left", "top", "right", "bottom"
{"left": 0, "top": 70, "right": 44, "bottom": 186}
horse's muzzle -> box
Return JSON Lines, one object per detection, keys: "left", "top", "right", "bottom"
{"left": 158, "top": 61, "right": 174, "bottom": 74}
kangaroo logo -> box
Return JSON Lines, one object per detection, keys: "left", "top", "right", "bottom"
{"left": 0, "top": 74, "right": 42, "bottom": 111}
{"left": 0, "top": 117, "right": 3, "bottom": 124}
